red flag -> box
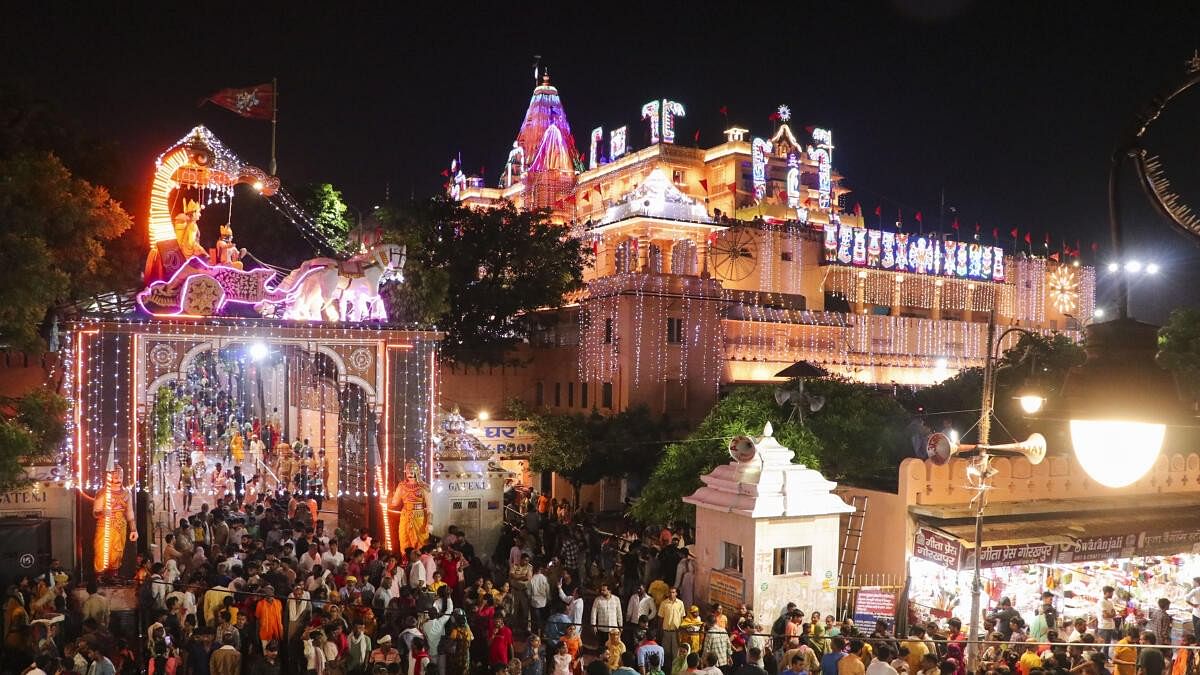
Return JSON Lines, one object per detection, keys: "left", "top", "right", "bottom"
{"left": 768, "top": 111, "right": 782, "bottom": 121}
{"left": 1010, "top": 227, "right": 1019, "bottom": 239}
{"left": 592, "top": 239, "right": 599, "bottom": 255}
{"left": 951, "top": 217, "right": 959, "bottom": 231}
{"left": 805, "top": 125, "right": 816, "bottom": 134}
{"left": 203, "top": 83, "right": 274, "bottom": 120}
{"left": 727, "top": 182, "right": 738, "bottom": 193}
{"left": 1091, "top": 241, "right": 1099, "bottom": 253}
{"left": 975, "top": 222, "right": 981, "bottom": 233}
{"left": 915, "top": 211, "right": 923, "bottom": 223}
{"left": 719, "top": 105, "right": 729, "bottom": 117}
{"left": 693, "top": 129, "right": 701, "bottom": 143}
{"left": 1024, "top": 232, "right": 1032, "bottom": 244}
{"left": 699, "top": 179, "right": 709, "bottom": 193}
{"left": 854, "top": 203, "right": 863, "bottom": 216}
{"left": 874, "top": 205, "right": 882, "bottom": 217}
{"left": 1050, "top": 252, "right": 1060, "bottom": 262}
{"left": 564, "top": 194, "right": 576, "bottom": 205}
{"left": 581, "top": 192, "right": 591, "bottom": 203}
{"left": 993, "top": 227, "right": 999, "bottom": 240}
{"left": 440, "top": 169, "right": 450, "bottom": 177}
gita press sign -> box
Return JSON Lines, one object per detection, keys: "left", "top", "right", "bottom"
{"left": 823, "top": 223, "right": 1007, "bottom": 283}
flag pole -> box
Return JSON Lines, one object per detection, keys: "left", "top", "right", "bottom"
{"left": 269, "top": 77, "right": 278, "bottom": 175}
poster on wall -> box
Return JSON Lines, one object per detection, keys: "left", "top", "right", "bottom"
{"left": 852, "top": 586, "right": 897, "bottom": 633}
{"left": 709, "top": 569, "right": 746, "bottom": 610}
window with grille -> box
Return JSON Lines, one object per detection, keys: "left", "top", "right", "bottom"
{"left": 667, "top": 317, "right": 685, "bottom": 344}
{"left": 723, "top": 542, "right": 743, "bottom": 573}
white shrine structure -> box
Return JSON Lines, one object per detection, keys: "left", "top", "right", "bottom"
{"left": 684, "top": 422, "right": 854, "bottom": 621}
{"left": 430, "top": 412, "right": 512, "bottom": 557}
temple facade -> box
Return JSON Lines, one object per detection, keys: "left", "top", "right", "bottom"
{"left": 442, "top": 75, "right": 1095, "bottom": 429}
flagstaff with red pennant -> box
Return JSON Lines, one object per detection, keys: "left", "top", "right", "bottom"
{"left": 203, "top": 79, "right": 279, "bottom": 175}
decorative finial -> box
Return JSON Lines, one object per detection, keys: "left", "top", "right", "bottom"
{"left": 762, "top": 421, "right": 774, "bottom": 437}
{"left": 776, "top": 105, "right": 792, "bottom": 123}
{"left": 1188, "top": 50, "right": 1200, "bottom": 74}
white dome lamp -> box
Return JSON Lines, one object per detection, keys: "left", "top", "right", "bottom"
{"left": 1059, "top": 318, "right": 1181, "bottom": 488}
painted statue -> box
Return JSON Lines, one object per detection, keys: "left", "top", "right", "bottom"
{"left": 387, "top": 461, "right": 429, "bottom": 553}
{"left": 172, "top": 199, "right": 208, "bottom": 259}
{"left": 210, "top": 224, "right": 245, "bottom": 269}
{"left": 93, "top": 447, "right": 137, "bottom": 577}
{"left": 273, "top": 243, "right": 406, "bottom": 322}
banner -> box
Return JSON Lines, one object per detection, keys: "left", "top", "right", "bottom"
{"left": 853, "top": 587, "right": 897, "bottom": 634}
{"left": 913, "top": 527, "right": 963, "bottom": 569}
{"left": 708, "top": 569, "right": 745, "bottom": 611}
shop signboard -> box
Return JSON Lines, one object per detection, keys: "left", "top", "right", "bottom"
{"left": 913, "top": 527, "right": 963, "bottom": 569}
{"left": 964, "top": 542, "right": 1057, "bottom": 569}
{"left": 1137, "top": 529, "right": 1200, "bottom": 556}
{"left": 709, "top": 569, "right": 746, "bottom": 611}
{"left": 852, "top": 586, "right": 897, "bottom": 634}
{"left": 1057, "top": 534, "right": 1137, "bottom": 563}
{"left": 468, "top": 420, "right": 536, "bottom": 457}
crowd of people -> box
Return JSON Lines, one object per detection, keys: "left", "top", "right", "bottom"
{"left": 8, "top": 484, "right": 1200, "bottom": 675}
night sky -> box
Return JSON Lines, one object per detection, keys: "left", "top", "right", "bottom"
{"left": 6, "top": 2, "right": 1200, "bottom": 322}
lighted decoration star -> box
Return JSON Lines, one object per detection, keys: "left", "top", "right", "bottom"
{"left": 777, "top": 104, "right": 792, "bottom": 122}
{"left": 1049, "top": 265, "right": 1079, "bottom": 314}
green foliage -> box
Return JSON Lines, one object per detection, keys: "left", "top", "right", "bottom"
{"left": 631, "top": 385, "right": 823, "bottom": 526}
{"left": 379, "top": 198, "right": 590, "bottom": 364}
{"left": 632, "top": 379, "right": 915, "bottom": 525}
{"left": 0, "top": 389, "right": 67, "bottom": 490}
{"left": 1158, "top": 308, "right": 1200, "bottom": 405}
{"left": 904, "top": 332, "right": 1085, "bottom": 443}
{"left": 0, "top": 152, "right": 133, "bottom": 350}
{"left": 153, "top": 388, "right": 182, "bottom": 454}
{"left": 298, "top": 183, "right": 352, "bottom": 255}
{"left": 527, "top": 405, "right": 669, "bottom": 503}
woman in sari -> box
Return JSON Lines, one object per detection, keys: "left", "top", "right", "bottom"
{"left": 444, "top": 611, "right": 473, "bottom": 675}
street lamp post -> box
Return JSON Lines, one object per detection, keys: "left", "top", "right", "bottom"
{"left": 965, "top": 316, "right": 1045, "bottom": 673}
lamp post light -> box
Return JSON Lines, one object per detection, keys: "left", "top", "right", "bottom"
{"left": 964, "top": 318, "right": 1046, "bottom": 673}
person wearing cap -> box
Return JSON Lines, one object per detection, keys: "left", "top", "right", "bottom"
{"left": 371, "top": 634, "right": 401, "bottom": 667}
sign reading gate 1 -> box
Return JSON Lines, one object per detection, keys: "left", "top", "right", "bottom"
{"left": 822, "top": 223, "right": 1007, "bottom": 283}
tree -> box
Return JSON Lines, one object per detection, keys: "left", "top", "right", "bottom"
{"left": 0, "top": 389, "right": 66, "bottom": 490}
{"left": 298, "top": 183, "right": 352, "bottom": 255}
{"left": 526, "top": 405, "right": 668, "bottom": 508}
{"left": 0, "top": 152, "right": 133, "bottom": 350}
{"left": 904, "top": 332, "right": 1085, "bottom": 443}
{"left": 632, "top": 379, "right": 915, "bottom": 525}
{"left": 631, "top": 385, "right": 823, "bottom": 526}
{"left": 1157, "top": 308, "right": 1200, "bottom": 405}
{"left": 379, "top": 198, "right": 590, "bottom": 364}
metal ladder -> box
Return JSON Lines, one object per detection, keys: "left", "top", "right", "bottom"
{"left": 837, "top": 494, "right": 869, "bottom": 617}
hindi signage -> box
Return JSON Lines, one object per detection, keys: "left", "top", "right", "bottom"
{"left": 468, "top": 420, "right": 537, "bottom": 457}
{"left": 852, "top": 587, "right": 897, "bottom": 634}
{"left": 708, "top": 569, "right": 746, "bottom": 611}
{"left": 822, "top": 223, "right": 1006, "bottom": 282}
{"left": 913, "top": 527, "right": 963, "bottom": 569}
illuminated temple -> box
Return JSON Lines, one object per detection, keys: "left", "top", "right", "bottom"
{"left": 443, "top": 74, "right": 1095, "bottom": 423}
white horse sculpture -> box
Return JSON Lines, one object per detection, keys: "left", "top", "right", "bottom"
{"left": 271, "top": 243, "right": 406, "bottom": 322}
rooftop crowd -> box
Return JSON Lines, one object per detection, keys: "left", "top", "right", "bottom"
{"left": 6, "top": 485, "right": 1200, "bottom": 675}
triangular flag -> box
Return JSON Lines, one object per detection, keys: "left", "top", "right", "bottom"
{"left": 1010, "top": 228, "right": 1019, "bottom": 239}
{"left": 874, "top": 205, "right": 882, "bottom": 217}
{"left": 915, "top": 211, "right": 923, "bottom": 223}
{"left": 951, "top": 217, "right": 959, "bottom": 231}
{"left": 693, "top": 129, "right": 701, "bottom": 143}
{"left": 719, "top": 105, "right": 729, "bottom": 117}
{"left": 1024, "top": 232, "right": 1032, "bottom": 244}
{"left": 727, "top": 182, "right": 738, "bottom": 193}
{"left": 1050, "top": 252, "right": 1060, "bottom": 262}
{"left": 699, "top": 179, "right": 709, "bottom": 193}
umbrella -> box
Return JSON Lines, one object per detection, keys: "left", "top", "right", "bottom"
{"left": 774, "top": 360, "right": 829, "bottom": 379}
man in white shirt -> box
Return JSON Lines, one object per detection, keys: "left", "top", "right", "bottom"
{"left": 1186, "top": 577, "right": 1200, "bottom": 639}
{"left": 350, "top": 528, "right": 372, "bottom": 554}
{"left": 298, "top": 546, "right": 323, "bottom": 576}
{"left": 321, "top": 541, "right": 344, "bottom": 572}
{"left": 287, "top": 585, "right": 311, "bottom": 640}
{"left": 407, "top": 550, "right": 428, "bottom": 588}
{"left": 529, "top": 564, "right": 550, "bottom": 631}
{"left": 696, "top": 652, "right": 723, "bottom": 675}
{"left": 626, "top": 585, "right": 657, "bottom": 625}
{"left": 1097, "top": 585, "right": 1117, "bottom": 647}
{"left": 565, "top": 588, "right": 584, "bottom": 629}
{"left": 591, "top": 584, "right": 623, "bottom": 635}
{"left": 867, "top": 645, "right": 901, "bottom": 675}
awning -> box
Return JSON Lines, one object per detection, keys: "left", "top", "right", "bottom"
{"left": 910, "top": 493, "right": 1200, "bottom": 570}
